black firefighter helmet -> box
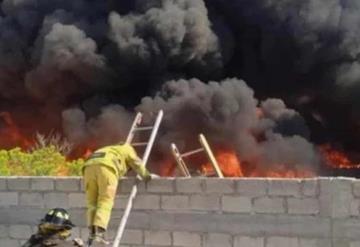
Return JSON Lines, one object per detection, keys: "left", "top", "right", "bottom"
{"left": 40, "top": 208, "right": 75, "bottom": 229}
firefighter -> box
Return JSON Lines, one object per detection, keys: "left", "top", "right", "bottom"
{"left": 82, "top": 143, "right": 157, "bottom": 245}
{"left": 22, "top": 208, "right": 83, "bottom": 247}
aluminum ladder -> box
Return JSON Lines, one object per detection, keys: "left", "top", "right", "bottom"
{"left": 171, "top": 133, "right": 224, "bottom": 178}
{"left": 112, "top": 110, "right": 164, "bottom": 247}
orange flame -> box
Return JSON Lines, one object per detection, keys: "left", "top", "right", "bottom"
{"left": 0, "top": 112, "right": 33, "bottom": 149}
{"left": 200, "top": 148, "right": 314, "bottom": 178}
{"left": 320, "top": 144, "right": 360, "bottom": 169}
{"left": 201, "top": 150, "right": 244, "bottom": 177}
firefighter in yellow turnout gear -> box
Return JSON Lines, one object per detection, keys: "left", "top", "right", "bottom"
{"left": 82, "top": 143, "right": 153, "bottom": 245}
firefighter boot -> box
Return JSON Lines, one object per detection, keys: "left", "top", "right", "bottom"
{"left": 93, "top": 226, "right": 110, "bottom": 245}
{"left": 87, "top": 226, "right": 95, "bottom": 246}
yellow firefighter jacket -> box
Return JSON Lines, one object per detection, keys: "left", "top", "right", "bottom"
{"left": 82, "top": 144, "right": 150, "bottom": 179}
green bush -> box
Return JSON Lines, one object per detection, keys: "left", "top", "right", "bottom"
{"left": 0, "top": 146, "right": 84, "bottom": 176}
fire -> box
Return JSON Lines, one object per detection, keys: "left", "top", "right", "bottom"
{"left": 320, "top": 144, "right": 360, "bottom": 169}
{"left": 67, "top": 142, "right": 97, "bottom": 160}
{"left": 200, "top": 149, "right": 314, "bottom": 178}
{"left": 83, "top": 148, "right": 93, "bottom": 159}
{"left": 0, "top": 112, "right": 33, "bottom": 149}
{"left": 201, "top": 150, "right": 244, "bottom": 177}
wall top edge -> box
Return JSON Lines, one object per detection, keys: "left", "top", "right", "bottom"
{"left": 0, "top": 176, "right": 358, "bottom": 181}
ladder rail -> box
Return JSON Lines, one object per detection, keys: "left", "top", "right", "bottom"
{"left": 141, "top": 111, "right": 163, "bottom": 165}
{"left": 171, "top": 144, "right": 191, "bottom": 177}
{"left": 112, "top": 110, "right": 163, "bottom": 247}
{"left": 125, "top": 113, "right": 143, "bottom": 144}
{"left": 199, "top": 134, "right": 224, "bottom": 178}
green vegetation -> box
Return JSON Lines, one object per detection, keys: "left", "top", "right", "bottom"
{"left": 0, "top": 146, "right": 84, "bottom": 176}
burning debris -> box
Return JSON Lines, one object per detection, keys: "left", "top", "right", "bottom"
{"left": 0, "top": 0, "right": 359, "bottom": 177}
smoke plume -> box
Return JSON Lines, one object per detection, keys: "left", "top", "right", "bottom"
{"left": 0, "top": 0, "right": 359, "bottom": 174}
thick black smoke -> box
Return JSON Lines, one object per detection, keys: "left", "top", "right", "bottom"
{"left": 0, "top": 0, "right": 224, "bottom": 133}
{"left": 0, "top": 0, "right": 358, "bottom": 173}
{"left": 206, "top": 0, "right": 360, "bottom": 150}
{"left": 137, "top": 78, "right": 319, "bottom": 173}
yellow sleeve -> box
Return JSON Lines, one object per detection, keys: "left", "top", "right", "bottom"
{"left": 125, "top": 144, "right": 151, "bottom": 179}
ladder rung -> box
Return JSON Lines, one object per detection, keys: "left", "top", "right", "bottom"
{"left": 134, "top": 126, "right": 153, "bottom": 131}
{"left": 181, "top": 148, "right": 204, "bottom": 158}
{"left": 131, "top": 142, "right": 148, "bottom": 146}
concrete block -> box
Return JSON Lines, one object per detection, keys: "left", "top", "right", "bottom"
{"left": 350, "top": 199, "right": 360, "bottom": 216}
{"left": 287, "top": 198, "right": 319, "bottom": 215}
{"left": 9, "top": 225, "right": 32, "bottom": 239}
{"left": 233, "top": 236, "right": 264, "bottom": 247}
{"left": 298, "top": 238, "right": 316, "bottom": 247}
{"left": 108, "top": 229, "right": 143, "bottom": 245}
{"left": 176, "top": 178, "right": 203, "bottom": 193}
{"left": 203, "top": 233, "right": 232, "bottom": 247}
{"left": 144, "top": 230, "right": 171, "bottom": 246}
{"left": 134, "top": 195, "right": 161, "bottom": 210}
{"left": 148, "top": 212, "right": 177, "bottom": 230}
{"left": 298, "top": 238, "right": 332, "bottom": 247}
{"left": 19, "top": 193, "right": 44, "bottom": 207}
{"left": 80, "top": 179, "right": 85, "bottom": 192}
{"left": 189, "top": 195, "right": 220, "bottom": 211}
{"left": 44, "top": 193, "right": 69, "bottom": 208}
{"left": 0, "top": 208, "right": 48, "bottom": 225}
{"left": 302, "top": 179, "right": 319, "bottom": 197}
{"left": 320, "top": 178, "right": 353, "bottom": 218}
{"left": 171, "top": 213, "right": 217, "bottom": 233}
{"left": 31, "top": 178, "right": 54, "bottom": 191}
{"left": 332, "top": 179, "right": 354, "bottom": 218}
{"left": 222, "top": 196, "right": 252, "bottom": 213}
{"left": 351, "top": 241, "right": 360, "bottom": 247}
{"left": 68, "top": 193, "right": 86, "bottom": 208}
{"left": 109, "top": 211, "right": 150, "bottom": 230}
{"left": 161, "top": 195, "right": 189, "bottom": 210}
{"left": 0, "top": 225, "right": 8, "bottom": 238}
{"left": 0, "top": 178, "right": 6, "bottom": 190}
{"left": 123, "top": 229, "right": 143, "bottom": 245}
{"left": 236, "top": 179, "right": 267, "bottom": 196}
{"left": 0, "top": 239, "right": 20, "bottom": 246}
{"left": 353, "top": 180, "right": 360, "bottom": 197}
{"left": 215, "top": 214, "right": 331, "bottom": 238}
{"left": 253, "top": 197, "right": 285, "bottom": 214}
{"left": 114, "top": 195, "right": 129, "bottom": 209}
{"left": 268, "top": 179, "right": 301, "bottom": 197}
{"left": 173, "top": 231, "right": 201, "bottom": 247}
{"left": 333, "top": 239, "right": 350, "bottom": 247}
{"left": 266, "top": 237, "right": 298, "bottom": 247}
{"left": 55, "top": 178, "right": 80, "bottom": 191}
{"left": 333, "top": 219, "right": 360, "bottom": 239}
{"left": 7, "top": 177, "right": 30, "bottom": 190}
{"left": 0, "top": 192, "right": 18, "bottom": 206}
{"left": 119, "top": 178, "right": 146, "bottom": 194}
{"left": 205, "top": 179, "right": 235, "bottom": 194}
{"left": 147, "top": 178, "right": 174, "bottom": 193}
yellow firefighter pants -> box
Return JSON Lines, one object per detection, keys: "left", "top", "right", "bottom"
{"left": 83, "top": 164, "right": 118, "bottom": 230}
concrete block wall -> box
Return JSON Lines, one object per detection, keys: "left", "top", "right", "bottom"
{"left": 1, "top": 177, "right": 360, "bottom": 246}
